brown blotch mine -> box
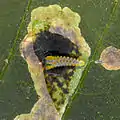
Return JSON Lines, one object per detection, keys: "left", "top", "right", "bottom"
{"left": 99, "top": 46, "right": 120, "bottom": 70}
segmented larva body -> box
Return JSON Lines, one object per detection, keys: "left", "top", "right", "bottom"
{"left": 45, "top": 56, "right": 85, "bottom": 70}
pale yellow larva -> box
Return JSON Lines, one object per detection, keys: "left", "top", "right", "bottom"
{"left": 45, "top": 56, "right": 85, "bottom": 70}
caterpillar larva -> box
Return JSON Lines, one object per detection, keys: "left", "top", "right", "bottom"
{"left": 45, "top": 56, "right": 85, "bottom": 70}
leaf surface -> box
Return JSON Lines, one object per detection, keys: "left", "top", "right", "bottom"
{"left": 0, "top": 0, "right": 120, "bottom": 119}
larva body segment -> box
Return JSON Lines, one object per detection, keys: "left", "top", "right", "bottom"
{"left": 45, "top": 56, "right": 85, "bottom": 70}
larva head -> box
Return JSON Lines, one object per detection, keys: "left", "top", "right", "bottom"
{"left": 21, "top": 5, "right": 91, "bottom": 117}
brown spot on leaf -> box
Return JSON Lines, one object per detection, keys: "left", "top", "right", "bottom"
{"left": 99, "top": 46, "right": 120, "bottom": 70}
